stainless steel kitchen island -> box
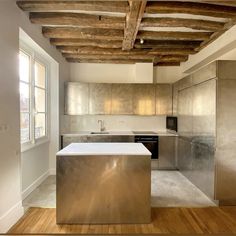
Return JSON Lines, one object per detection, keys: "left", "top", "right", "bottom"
{"left": 56, "top": 143, "right": 151, "bottom": 224}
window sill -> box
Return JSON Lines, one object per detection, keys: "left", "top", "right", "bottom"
{"left": 21, "top": 137, "right": 49, "bottom": 153}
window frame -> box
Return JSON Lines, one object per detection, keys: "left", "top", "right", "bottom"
{"left": 20, "top": 42, "right": 50, "bottom": 152}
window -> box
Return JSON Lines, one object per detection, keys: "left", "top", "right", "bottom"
{"left": 19, "top": 48, "right": 49, "bottom": 148}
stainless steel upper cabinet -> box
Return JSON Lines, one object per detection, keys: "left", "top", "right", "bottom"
{"left": 193, "top": 79, "right": 216, "bottom": 139}
{"left": 111, "top": 84, "right": 133, "bottom": 115}
{"left": 89, "top": 84, "right": 112, "bottom": 114}
{"left": 65, "top": 82, "right": 89, "bottom": 115}
{"left": 178, "top": 87, "right": 193, "bottom": 138}
{"left": 133, "top": 84, "right": 156, "bottom": 115}
{"left": 156, "top": 84, "right": 173, "bottom": 115}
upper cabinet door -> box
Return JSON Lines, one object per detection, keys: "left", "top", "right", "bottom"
{"left": 156, "top": 84, "right": 173, "bottom": 115}
{"left": 89, "top": 84, "right": 112, "bottom": 114}
{"left": 111, "top": 84, "right": 133, "bottom": 115}
{"left": 193, "top": 79, "right": 216, "bottom": 138}
{"left": 133, "top": 84, "right": 156, "bottom": 115}
{"left": 178, "top": 87, "right": 193, "bottom": 138}
{"left": 65, "top": 82, "right": 89, "bottom": 115}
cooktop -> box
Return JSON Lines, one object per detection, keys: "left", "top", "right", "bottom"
{"left": 132, "top": 131, "right": 157, "bottom": 135}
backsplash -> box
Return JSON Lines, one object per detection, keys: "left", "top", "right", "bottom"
{"left": 61, "top": 115, "right": 166, "bottom": 133}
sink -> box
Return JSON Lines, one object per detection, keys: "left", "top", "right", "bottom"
{"left": 90, "top": 131, "right": 110, "bottom": 134}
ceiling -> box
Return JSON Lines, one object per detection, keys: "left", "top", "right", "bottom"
{"left": 17, "top": 0, "right": 236, "bottom": 66}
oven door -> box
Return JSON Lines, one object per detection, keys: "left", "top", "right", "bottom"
{"left": 136, "top": 140, "right": 159, "bottom": 159}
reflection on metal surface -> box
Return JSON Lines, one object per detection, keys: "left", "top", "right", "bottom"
{"left": 65, "top": 82, "right": 89, "bottom": 115}
{"left": 133, "top": 84, "right": 155, "bottom": 115}
{"left": 159, "top": 136, "right": 177, "bottom": 169}
{"left": 62, "top": 135, "right": 135, "bottom": 148}
{"left": 89, "top": 84, "right": 112, "bottom": 115}
{"left": 177, "top": 78, "right": 216, "bottom": 200}
{"left": 216, "top": 79, "right": 236, "bottom": 200}
{"left": 156, "top": 84, "right": 172, "bottom": 115}
{"left": 65, "top": 82, "right": 173, "bottom": 116}
{"left": 56, "top": 154, "right": 151, "bottom": 224}
{"left": 111, "top": 84, "right": 133, "bottom": 115}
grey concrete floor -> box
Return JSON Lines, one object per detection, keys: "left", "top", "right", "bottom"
{"left": 23, "top": 171, "right": 216, "bottom": 208}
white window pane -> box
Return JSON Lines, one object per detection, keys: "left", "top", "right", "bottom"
{"left": 19, "top": 51, "right": 30, "bottom": 82}
{"left": 21, "top": 113, "right": 30, "bottom": 143}
{"left": 35, "top": 88, "right": 46, "bottom": 112}
{"left": 35, "top": 113, "right": 46, "bottom": 139}
{"left": 35, "top": 61, "right": 46, "bottom": 88}
{"left": 20, "top": 82, "right": 30, "bottom": 112}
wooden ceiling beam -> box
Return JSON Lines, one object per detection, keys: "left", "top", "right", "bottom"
{"left": 202, "top": 1, "right": 236, "bottom": 7}
{"left": 17, "top": 1, "right": 129, "bottom": 13}
{"left": 42, "top": 27, "right": 123, "bottom": 40}
{"left": 196, "top": 18, "right": 236, "bottom": 51}
{"left": 57, "top": 46, "right": 196, "bottom": 55}
{"left": 158, "top": 55, "right": 188, "bottom": 62}
{"left": 145, "top": 1, "right": 236, "bottom": 18}
{"left": 137, "top": 31, "right": 212, "bottom": 41}
{"left": 62, "top": 53, "right": 157, "bottom": 60}
{"left": 66, "top": 58, "right": 152, "bottom": 64}
{"left": 30, "top": 12, "right": 125, "bottom": 29}
{"left": 155, "top": 62, "right": 181, "bottom": 66}
{"left": 140, "top": 17, "right": 224, "bottom": 31}
{"left": 122, "top": 0, "right": 147, "bottom": 50}
{"left": 134, "top": 40, "right": 202, "bottom": 49}
{"left": 50, "top": 38, "right": 122, "bottom": 48}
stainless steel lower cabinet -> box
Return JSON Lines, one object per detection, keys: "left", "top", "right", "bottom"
{"left": 178, "top": 137, "right": 215, "bottom": 200}
{"left": 158, "top": 136, "right": 177, "bottom": 169}
{"left": 56, "top": 155, "right": 151, "bottom": 224}
{"left": 62, "top": 135, "right": 135, "bottom": 148}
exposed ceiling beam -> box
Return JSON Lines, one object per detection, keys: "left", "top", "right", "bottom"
{"left": 140, "top": 17, "right": 224, "bottom": 31}
{"left": 50, "top": 38, "right": 122, "bottom": 48}
{"left": 122, "top": 0, "right": 147, "bottom": 50}
{"left": 63, "top": 53, "right": 188, "bottom": 63}
{"left": 145, "top": 1, "right": 236, "bottom": 18}
{"left": 134, "top": 40, "right": 202, "bottom": 49}
{"left": 57, "top": 46, "right": 196, "bottom": 55}
{"left": 66, "top": 56, "right": 187, "bottom": 64}
{"left": 17, "top": 1, "right": 129, "bottom": 13}
{"left": 42, "top": 27, "right": 123, "bottom": 40}
{"left": 158, "top": 55, "right": 188, "bottom": 62}
{"left": 196, "top": 18, "right": 236, "bottom": 51}
{"left": 202, "top": 1, "right": 236, "bottom": 7}
{"left": 30, "top": 12, "right": 125, "bottom": 29}
{"left": 66, "top": 58, "right": 152, "bottom": 64}
{"left": 137, "top": 31, "right": 212, "bottom": 41}
{"left": 155, "top": 62, "right": 181, "bottom": 66}
{"left": 62, "top": 53, "right": 157, "bottom": 60}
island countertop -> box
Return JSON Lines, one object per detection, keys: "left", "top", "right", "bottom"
{"left": 57, "top": 143, "right": 152, "bottom": 156}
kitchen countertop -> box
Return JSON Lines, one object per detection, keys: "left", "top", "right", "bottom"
{"left": 57, "top": 143, "right": 152, "bottom": 156}
{"left": 61, "top": 130, "right": 178, "bottom": 137}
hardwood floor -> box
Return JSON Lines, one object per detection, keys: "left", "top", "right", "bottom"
{"left": 8, "top": 207, "right": 236, "bottom": 234}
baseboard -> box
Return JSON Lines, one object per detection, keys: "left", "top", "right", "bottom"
{"left": 22, "top": 170, "right": 49, "bottom": 200}
{"left": 49, "top": 168, "right": 56, "bottom": 175}
{"left": 0, "top": 201, "right": 24, "bottom": 233}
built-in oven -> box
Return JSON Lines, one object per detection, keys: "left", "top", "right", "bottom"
{"left": 134, "top": 135, "right": 159, "bottom": 159}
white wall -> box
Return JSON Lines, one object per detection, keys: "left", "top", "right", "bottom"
{"left": 70, "top": 62, "right": 182, "bottom": 84}
{"left": 70, "top": 63, "right": 135, "bottom": 83}
{"left": 0, "top": 0, "right": 69, "bottom": 232}
{"left": 153, "top": 66, "right": 184, "bottom": 83}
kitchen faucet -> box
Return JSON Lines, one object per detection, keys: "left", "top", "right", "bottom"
{"left": 98, "top": 120, "right": 106, "bottom": 132}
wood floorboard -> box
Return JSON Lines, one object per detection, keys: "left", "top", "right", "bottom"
{"left": 8, "top": 207, "right": 236, "bottom": 234}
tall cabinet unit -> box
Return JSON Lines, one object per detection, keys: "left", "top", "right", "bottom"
{"left": 176, "top": 61, "right": 236, "bottom": 204}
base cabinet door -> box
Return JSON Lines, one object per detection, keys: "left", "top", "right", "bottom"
{"left": 158, "top": 136, "right": 177, "bottom": 169}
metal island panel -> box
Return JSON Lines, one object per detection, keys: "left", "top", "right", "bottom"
{"left": 56, "top": 143, "right": 151, "bottom": 224}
